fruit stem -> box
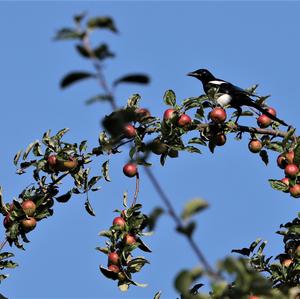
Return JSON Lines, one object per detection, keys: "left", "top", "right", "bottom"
{"left": 144, "top": 167, "right": 220, "bottom": 280}
{"left": 132, "top": 172, "right": 140, "bottom": 207}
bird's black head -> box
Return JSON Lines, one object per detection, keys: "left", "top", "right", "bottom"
{"left": 187, "top": 69, "right": 215, "bottom": 83}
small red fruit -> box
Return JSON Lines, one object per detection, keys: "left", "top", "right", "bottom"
{"left": 285, "top": 164, "right": 299, "bottom": 178}
{"left": 248, "top": 140, "right": 262, "bottom": 153}
{"left": 123, "top": 233, "right": 136, "bottom": 245}
{"left": 266, "top": 107, "right": 277, "bottom": 117}
{"left": 214, "top": 133, "right": 226, "bottom": 146}
{"left": 136, "top": 108, "right": 150, "bottom": 120}
{"left": 163, "top": 109, "right": 176, "bottom": 120}
{"left": 289, "top": 184, "right": 300, "bottom": 197}
{"left": 285, "top": 151, "right": 295, "bottom": 164}
{"left": 47, "top": 155, "right": 57, "bottom": 167}
{"left": 277, "top": 154, "right": 287, "bottom": 169}
{"left": 248, "top": 296, "right": 259, "bottom": 299}
{"left": 112, "top": 217, "right": 126, "bottom": 228}
{"left": 281, "top": 258, "right": 293, "bottom": 267}
{"left": 209, "top": 107, "right": 227, "bottom": 123}
{"left": 177, "top": 114, "right": 192, "bottom": 127}
{"left": 123, "top": 163, "right": 138, "bottom": 177}
{"left": 21, "top": 200, "right": 36, "bottom": 217}
{"left": 21, "top": 217, "right": 37, "bottom": 232}
{"left": 108, "top": 252, "right": 119, "bottom": 265}
{"left": 108, "top": 265, "right": 120, "bottom": 273}
{"left": 123, "top": 124, "right": 136, "bottom": 138}
{"left": 150, "top": 140, "right": 168, "bottom": 155}
{"left": 281, "top": 177, "right": 290, "bottom": 186}
{"left": 257, "top": 114, "right": 272, "bottom": 128}
{"left": 3, "top": 214, "right": 12, "bottom": 229}
{"left": 56, "top": 157, "right": 79, "bottom": 172}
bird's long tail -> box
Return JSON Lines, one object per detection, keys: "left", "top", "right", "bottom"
{"left": 242, "top": 97, "right": 288, "bottom": 126}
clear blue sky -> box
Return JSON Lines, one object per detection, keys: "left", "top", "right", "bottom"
{"left": 1, "top": 1, "right": 300, "bottom": 298}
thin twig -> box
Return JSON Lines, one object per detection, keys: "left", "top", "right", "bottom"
{"left": 0, "top": 239, "right": 7, "bottom": 252}
{"left": 82, "top": 33, "right": 117, "bottom": 110}
{"left": 143, "top": 167, "right": 219, "bottom": 279}
{"left": 139, "top": 123, "right": 294, "bottom": 140}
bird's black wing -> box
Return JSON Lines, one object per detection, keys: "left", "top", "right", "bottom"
{"left": 205, "top": 79, "right": 232, "bottom": 94}
{"left": 206, "top": 79, "right": 257, "bottom": 100}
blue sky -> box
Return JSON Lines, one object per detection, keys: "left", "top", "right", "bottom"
{"left": 1, "top": 1, "right": 300, "bottom": 298}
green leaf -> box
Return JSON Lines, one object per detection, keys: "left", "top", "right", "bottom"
{"left": 123, "top": 191, "right": 128, "bottom": 207}
{"left": 147, "top": 207, "right": 164, "bottom": 231}
{"left": 130, "top": 280, "right": 148, "bottom": 288}
{"left": 85, "top": 200, "right": 96, "bottom": 216}
{"left": 55, "top": 191, "right": 72, "bottom": 203}
{"left": 282, "top": 127, "right": 295, "bottom": 149}
{"left": 153, "top": 291, "right": 162, "bottom": 299}
{"left": 176, "top": 221, "right": 196, "bottom": 238}
{"left": 32, "top": 142, "right": 43, "bottom": 157}
{"left": 136, "top": 238, "right": 152, "bottom": 252}
{"left": 102, "top": 160, "right": 111, "bottom": 182}
{"left": 174, "top": 268, "right": 202, "bottom": 295}
{"left": 0, "top": 252, "right": 14, "bottom": 261}
{"left": 94, "top": 44, "right": 115, "bottom": 60}
{"left": 54, "top": 28, "right": 84, "bottom": 40}
{"left": 245, "top": 84, "right": 259, "bottom": 94}
{"left": 95, "top": 247, "right": 109, "bottom": 254}
{"left": 163, "top": 90, "right": 176, "bottom": 106}
{"left": 99, "top": 266, "right": 118, "bottom": 280}
{"left": 98, "top": 230, "right": 112, "bottom": 238}
{"left": 127, "top": 94, "right": 141, "bottom": 108}
{"left": 88, "top": 176, "right": 101, "bottom": 189}
{"left": 232, "top": 110, "right": 253, "bottom": 117}
{"left": 75, "top": 44, "right": 90, "bottom": 58}
{"left": 268, "top": 179, "right": 289, "bottom": 191}
{"left": 181, "top": 199, "right": 208, "bottom": 221}
{"left": 127, "top": 257, "right": 150, "bottom": 273}
{"left": 259, "top": 149, "right": 269, "bottom": 166}
{"left": 184, "top": 146, "right": 202, "bottom": 154}
{"left": 79, "top": 140, "right": 88, "bottom": 152}
{"left": 0, "top": 274, "right": 9, "bottom": 282}
{"left": 231, "top": 247, "right": 251, "bottom": 256}
{"left": 74, "top": 12, "right": 86, "bottom": 24}
{"left": 23, "top": 141, "right": 38, "bottom": 160}
{"left": 85, "top": 94, "right": 113, "bottom": 105}
{"left": 13, "top": 150, "right": 22, "bottom": 166}
{"left": 0, "top": 260, "right": 18, "bottom": 269}
{"left": 60, "top": 72, "right": 95, "bottom": 88}
{"left": 87, "top": 17, "right": 118, "bottom": 33}
{"left": 188, "top": 138, "right": 207, "bottom": 146}
{"left": 56, "top": 129, "right": 70, "bottom": 141}
{"left": 294, "top": 142, "right": 300, "bottom": 165}
{"left": 249, "top": 238, "right": 262, "bottom": 252}
{"left": 113, "top": 74, "right": 150, "bottom": 87}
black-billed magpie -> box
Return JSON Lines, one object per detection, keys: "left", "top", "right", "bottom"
{"left": 187, "top": 69, "right": 287, "bottom": 126}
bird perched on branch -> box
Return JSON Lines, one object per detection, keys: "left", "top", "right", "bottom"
{"left": 187, "top": 69, "right": 287, "bottom": 126}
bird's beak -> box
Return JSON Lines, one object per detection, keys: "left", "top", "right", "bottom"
{"left": 187, "top": 72, "right": 197, "bottom": 77}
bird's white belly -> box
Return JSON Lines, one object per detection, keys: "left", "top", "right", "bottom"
{"left": 216, "top": 94, "right": 232, "bottom": 107}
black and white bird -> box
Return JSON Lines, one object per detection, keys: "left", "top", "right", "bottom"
{"left": 187, "top": 69, "right": 287, "bottom": 126}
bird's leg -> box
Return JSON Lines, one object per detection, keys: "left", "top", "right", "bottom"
{"left": 235, "top": 106, "right": 243, "bottom": 125}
